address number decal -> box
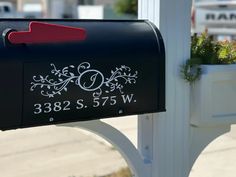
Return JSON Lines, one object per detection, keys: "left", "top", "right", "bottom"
{"left": 32, "top": 94, "right": 136, "bottom": 116}
{"left": 24, "top": 61, "right": 140, "bottom": 123}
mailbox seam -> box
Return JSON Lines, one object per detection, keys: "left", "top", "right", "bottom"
{"left": 21, "top": 62, "right": 25, "bottom": 128}
{"left": 145, "top": 20, "right": 166, "bottom": 111}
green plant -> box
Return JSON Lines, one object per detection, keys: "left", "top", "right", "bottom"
{"left": 182, "top": 32, "right": 236, "bottom": 83}
{"left": 100, "top": 168, "right": 132, "bottom": 177}
{"left": 115, "top": 0, "right": 137, "bottom": 15}
{"left": 218, "top": 41, "right": 236, "bottom": 64}
{"left": 92, "top": 168, "right": 132, "bottom": 177}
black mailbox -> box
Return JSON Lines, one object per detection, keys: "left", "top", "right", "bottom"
{"left": 0, "top": 19, "right": 165, "bottom": 130}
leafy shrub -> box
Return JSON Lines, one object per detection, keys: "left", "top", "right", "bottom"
{"left": 182, "top": 32, "right": 236, "bottom": 83}
{"left": 97, "top": 168, "right": 132, "bottom": 177}
{"left": 115, "top": 0, "right": 137, "bottom": 15}
{"left": 218, "top": 41, "right": 236, "bottom": 64}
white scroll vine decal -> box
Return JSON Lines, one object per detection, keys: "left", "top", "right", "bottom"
{"left": 30, "top": 62, "right": 138, "bottom": 98}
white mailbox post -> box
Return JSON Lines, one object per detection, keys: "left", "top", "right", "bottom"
{"left": 63, "top": 0, "right": 232, "bottom": 177}
{"left": 138, "top": 0, "right": 192, "bottom": 176}
{"left": 138, "top": 1, "right": 231, "bottom": 176}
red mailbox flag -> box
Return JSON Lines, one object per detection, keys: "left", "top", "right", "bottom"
{"left": 8, "top": 21, "right": 87, "bottom": 45}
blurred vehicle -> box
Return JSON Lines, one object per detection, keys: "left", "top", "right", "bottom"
{"left": 21, "top": 3, "right": 44, "bottom": 18}
{"left": 0, "top": 2, "right": 15, "bottom": 18}
{"left": 192, "top": 0, "right": 236, "bottom": 40}
{"left": 78, "top": 5, "right": 104, "bottom": 19}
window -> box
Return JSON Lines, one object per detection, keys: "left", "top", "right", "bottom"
{"left": 3, "top": 6, "right": 10, "bottom": 13}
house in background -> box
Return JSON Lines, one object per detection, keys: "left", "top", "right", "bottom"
{"left": 47, "top": 0, "right": 78, "bottom": 18}
{"left": 15, "top": 0, "right": 77, "bottom": 18}
{"left": 2, "top": 0, "right": 135, "bottom": 19}
{"left": 5, "top": 0, "right": 17, "bottom": 5}
{"left": 16, "top": 0, "right": 46, "bottom": 18}
{"left": 15, "top": 0, "right": 118, "bottom": 18}
{"left": 78, "top": 0, "right": 136, "bottom": 19}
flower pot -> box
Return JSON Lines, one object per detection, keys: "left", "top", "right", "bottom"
{"left": 191, "top": 64, "right": 236, "bottom": 127}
